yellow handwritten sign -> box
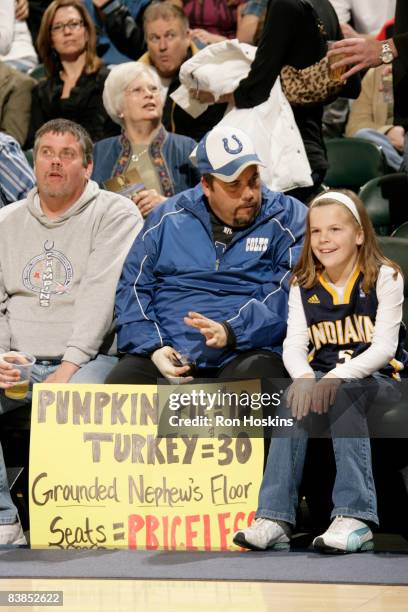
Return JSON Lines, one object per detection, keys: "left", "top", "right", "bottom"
{"left": 29, "top": 382, "right": 263, "bottom": 550}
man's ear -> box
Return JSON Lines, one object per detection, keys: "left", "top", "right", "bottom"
{"left": 85, "top": 161, "right": 93, "bottom": 180}
{"left": 201, "top": 175, "right": 210, "bottom": 198}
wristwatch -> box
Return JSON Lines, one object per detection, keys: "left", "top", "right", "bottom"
{"left": 380, "top": 41, "right": 394, "bottom": 64}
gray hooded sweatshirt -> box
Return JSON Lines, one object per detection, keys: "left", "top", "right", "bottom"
{"left": 0, "top": 180, "right": 142, "bottom": 366}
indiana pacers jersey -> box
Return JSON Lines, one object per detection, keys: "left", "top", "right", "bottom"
{"left": 299, "top": 267, "right": 408, "bottom": 378}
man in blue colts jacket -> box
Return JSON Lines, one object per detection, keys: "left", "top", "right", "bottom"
{"left": 106, "top": 125, "right": 307, "bottom": 384}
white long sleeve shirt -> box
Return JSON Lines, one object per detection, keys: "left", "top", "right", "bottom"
{"left": 283, "top": 265, "right": 404, "bottom": 379}
{"left": 329, "top": 0, "right": 396, "bottom": 35}
{"left": 0, "top": 0, "right": 37, "bottom": 70}
{"left": 172, "top": 39, "right": 312, "bottom": 193}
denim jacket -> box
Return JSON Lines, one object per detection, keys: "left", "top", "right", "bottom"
{"left": 92, "top": 125, "right": 200, "bottom": 196}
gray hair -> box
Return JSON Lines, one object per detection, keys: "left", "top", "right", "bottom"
{"left": 103, "top": 62, "right": 164, "bottom": 128}
{"left": 33, "top": 119, "right": 93, "bottom": 166}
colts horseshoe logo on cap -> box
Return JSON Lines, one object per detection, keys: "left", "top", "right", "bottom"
{"left": 222, "top": 135, "right": 243, "bottom": 155}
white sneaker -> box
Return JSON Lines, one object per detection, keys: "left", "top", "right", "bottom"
{"left": 313, "top": 516, "right": 373, "bottom": 553}
{"left": 0, "top": 521, "right": 27, "bottom": 546}
{"left": 233, "top": 518, "right": 291, "bottom": 551}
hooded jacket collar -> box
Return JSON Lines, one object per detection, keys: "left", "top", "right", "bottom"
{"left": 26, "top": 180, "right": 100, "bottom": 229}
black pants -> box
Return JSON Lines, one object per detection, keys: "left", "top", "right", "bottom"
{"left": 105, "top": 349, "right": 287, "bottom": 384}
{"left": 106, "top": 350, "right": 288, "bottom": 471}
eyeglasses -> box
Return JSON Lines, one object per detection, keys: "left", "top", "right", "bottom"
{"left": 125, "top": 84, "right": 161, "bottom": 97}
{"left": 50, "top": 19, "right": 84, "bottom": 34}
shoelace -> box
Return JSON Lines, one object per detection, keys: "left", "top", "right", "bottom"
{"left": 329, "top": 516, "right": 362, "bottom": 534}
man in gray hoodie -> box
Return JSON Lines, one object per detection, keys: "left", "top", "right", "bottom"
{"left": 0, "top": 118, "right": 143, "bottom": 546}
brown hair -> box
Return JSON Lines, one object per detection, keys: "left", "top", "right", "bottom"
{"left": 143, "top": 1, "right": 189, "bottom": 31}
{"left": 33, "top": 118, "right": 93, "bottom": 167}
{"left": 36, "top": 0, "right": 102, "bottom": 77}
{"left": 293, "top": 189, "right": 401, "bottom": 293}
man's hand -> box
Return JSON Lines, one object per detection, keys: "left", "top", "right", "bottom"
{"left": 0, "top": 356, "right": 21, "bottom": 390}
{"left": 286, "top": 373, "right": 316, "bottom": 421}
{"left": 44, "top": 361, "right": 80, "bottom": 384}
{"left": 184, "top": 311, "right": 227, "bottom": 348}
{"left": 151, "top": 346, "right": 193, "bottom": 382}
{"left": 132, "top": 190, "right": 166, "bottom": 218}
{"left": 386, "top": 126, "right": 405, "bottom": 153}
{"left": 191, "top": 29, "right": 226, "bottom": 45}
{"left": 15, "top": 0, "right": 29, "bottom": 21}
{"left": 328, "top": 38, "right": 384, "bottom": 79}
{"left": 310, "top": 373, "right": 342, "bottom": 415}
{"left": 340, "top": 23, "right": 359, "bottom": 39}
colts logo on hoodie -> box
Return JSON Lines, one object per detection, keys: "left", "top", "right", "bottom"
{"left": 22, "top": 241, "right": 73, "bottom": 307}
{"left": 246, "top": 237, "right": 269, "bottom": 252}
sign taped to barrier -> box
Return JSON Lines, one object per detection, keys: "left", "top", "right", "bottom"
{"left": 29, "top": 382, "right": 263, "bottom": 550}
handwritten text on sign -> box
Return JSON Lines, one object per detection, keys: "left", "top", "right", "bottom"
{"left": 29, "top": 383, "right": 263, "bottom": 550}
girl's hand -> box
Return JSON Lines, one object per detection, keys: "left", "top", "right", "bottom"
{"left": 286, "top": 373, "right": 316, "bottom": 421}
{"left": 311, "top": 373, "right": 342, "bottom": 414}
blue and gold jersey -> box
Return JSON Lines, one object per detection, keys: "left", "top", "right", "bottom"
{"left": 299, "top": 267, "right": 408, "bottom": 378}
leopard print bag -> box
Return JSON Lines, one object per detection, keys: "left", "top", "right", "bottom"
{"left": 280, "top": 56, "right": 345, "bottom": 107}
{"left": 280, "top": 0, "right": 346, "bottom": 107}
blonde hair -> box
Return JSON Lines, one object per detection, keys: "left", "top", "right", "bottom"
{"left": 37, "top": 0, "right": 102, "bottom": 77}
{"left": 293, "top": 189, "right": 401, "bottom": 293}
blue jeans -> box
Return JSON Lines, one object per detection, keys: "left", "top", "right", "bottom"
{"left": 256, "top": 376, "right": 379, "bottom": 527}
{"left": 354, "top": 129, "right": 403, "bottom": 172}
{"left": 0, "top": 354, "right": 118, "bottom": 525}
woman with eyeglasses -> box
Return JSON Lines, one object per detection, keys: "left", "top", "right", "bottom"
{"left": 92, "top": 62, "right": 200, "bottom": 218}
{"left": 25, "top": 0, "right": 119, "bottom": 148}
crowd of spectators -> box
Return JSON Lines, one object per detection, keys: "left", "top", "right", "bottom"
{"left": 0, "top": 0, "right": 403, "bottom": 204}
{"left": 0, "top": 0, "right": 407, "bottom": 550}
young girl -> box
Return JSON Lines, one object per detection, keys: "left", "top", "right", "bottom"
{"left": 233, "top": 189, "right": 407, "bottom": 553}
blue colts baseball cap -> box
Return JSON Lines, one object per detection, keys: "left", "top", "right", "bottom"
{"left": 190, "top": 125, "right": 265, "bottom": 182}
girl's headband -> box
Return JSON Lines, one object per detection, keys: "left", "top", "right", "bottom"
{"left": 311, "top": 191, "right": 362, "bottom": 226}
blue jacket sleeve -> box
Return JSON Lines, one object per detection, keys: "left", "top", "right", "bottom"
{"left": 115, "top": 226, "right": 168, "bottom": 355}
{"left": 225, "top": 196, "right": 306, "bottom": 351}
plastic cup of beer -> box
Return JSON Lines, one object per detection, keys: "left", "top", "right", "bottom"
{"left": 327, "top": 41, "right": 347, "bottom": 80}
{"left": 2, "top": 352, "right": 36, "bottom": 400}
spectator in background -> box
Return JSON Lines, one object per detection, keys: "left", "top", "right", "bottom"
{"left": 237, "top": 0, "right": 268, "bottom": 45}
{"left": 0, "top": 61, "right": 35, "bottom": 146}
{"left": 193, "top": 0, "right": 361, "bottom": 202}
{"left": 84, "top": 0, "right": 150, "bottom": 65}
{"left": 346, "top": 66, "right": 404, "bottom": 171}
{"left": 0, "top": 0, "right": 38, "bottom": 73}
{"left": 27, "top": 1, "right": 53, "bottom": 47}
{"left": 25, "top": 0, "right": 119, "bottom": 148}
{"left": 180, "top": 0, "right": 245, "bottom": 43}
{"left": 92, "top": 1, "right": 227, "bottom": 141}
{"left": 0, "top": 133, "right": 35, "bottom": 206}
{"left": 175, "top": 0, "right": 267, "bottom": 46}
{"left": 92, "top": 62, "right": 200, "bottom": 217}
{"left": 328, "top": 1, "right": 408, "bottom": 174}
{"left": 329, "top": 0, "right": 395, "bottom": 39}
